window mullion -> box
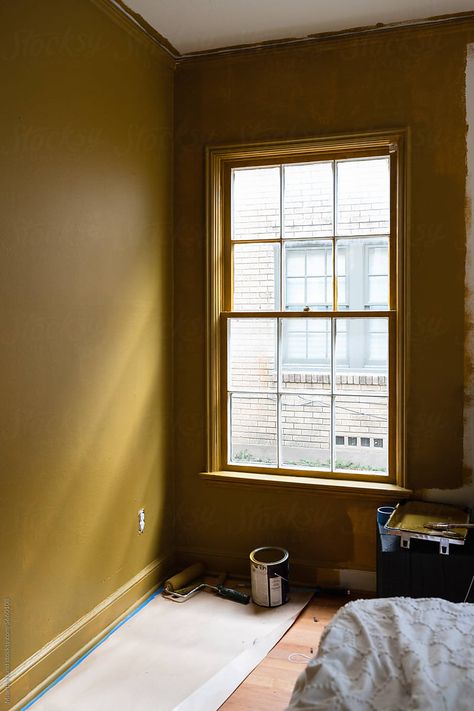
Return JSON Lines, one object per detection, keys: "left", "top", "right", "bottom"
{"left": 277, "top": 318, "right": 281, "bottom": 468}
{"left": 331, "top": 161, "right": 337, "bottom": 472}
{"left": 280, "top": 164, "right": 283, "bottom": 310}
{"left": 331, "top": 317, "right": 336, "bottom": 472}
{"left": 278, "top": 165, "right": 284, "bottom": 467}
{"left": 332, "top": 160, "right": 337, "bottom": 311}
{"left": 227, "top": 391, "right": 232, "bottom": 467}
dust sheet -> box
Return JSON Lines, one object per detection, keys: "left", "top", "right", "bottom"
{"left": 32, "top": 589, "right": 311, "bottom": 711}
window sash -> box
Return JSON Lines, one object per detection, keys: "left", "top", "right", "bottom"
{"left": 222, "top": 309, "right": 395, "bottom": 478}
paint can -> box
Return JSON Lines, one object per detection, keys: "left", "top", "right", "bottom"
{"left": 377, "top": 506, "right": 395, "bottom": 527}
{"left": 250, "top": 547, "right": 289, "bottom": 607}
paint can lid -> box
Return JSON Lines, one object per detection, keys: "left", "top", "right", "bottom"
{"left": 250, "top": 547, "right": 289, "bottom": 566}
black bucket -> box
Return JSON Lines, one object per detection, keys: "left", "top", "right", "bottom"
{"left": 250, "top": 547, "right": 289, "bottom": 607}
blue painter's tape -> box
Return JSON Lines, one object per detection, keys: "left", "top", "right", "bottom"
{"left": 22, "top": 586, "right": 163, "bottom": 710}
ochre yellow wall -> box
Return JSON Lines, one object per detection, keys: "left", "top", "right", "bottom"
{"left": 174, "top": 24, "right": 473, "bottom": 577}
{"left": 0, "top": 0, "right": 174, "bottom": 689}
{"left": 3, "top": 5, "right": 474, "bottom": 705}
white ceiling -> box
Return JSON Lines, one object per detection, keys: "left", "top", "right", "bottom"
{"left": 125, "top": 0, "right": 474, "bottom": 54}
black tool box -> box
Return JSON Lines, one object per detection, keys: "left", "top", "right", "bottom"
{"left": 376, "top": 524, "right": 474, "bottom": 602}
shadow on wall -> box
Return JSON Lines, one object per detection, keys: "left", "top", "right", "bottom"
{"left": 1, "top": 237, "right": 173, "bottom": 668}
{"left": 175, "top": 490, "right": 358, "bottom": 578}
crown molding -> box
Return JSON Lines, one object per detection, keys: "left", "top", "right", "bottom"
{"left": 90, "top": 0, "right": 179, "bottom": 62}
{"left": 92, "top": 3, "right": 474, "bottom": 65}
{"left": 180, "top": 10, "right": 474, "bottom": 61}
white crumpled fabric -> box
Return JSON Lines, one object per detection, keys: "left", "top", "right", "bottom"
{"left": 286, "top": 597, "right": 474, "bottom": 711}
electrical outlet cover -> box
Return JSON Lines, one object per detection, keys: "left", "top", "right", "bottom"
{"left": 138, "top": 508, "right": 145, "bottom": 534}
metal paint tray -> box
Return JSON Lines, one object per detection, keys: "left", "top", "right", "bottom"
{"left": 385, "top": 500, "right": 470, "bottom": 555}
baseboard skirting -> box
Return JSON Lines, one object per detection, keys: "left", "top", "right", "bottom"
{"left": 2, "top": 553, "right": 173, "bottom": 711}
{"left": 175, "top": 545, "right": 376, "bottom": 593}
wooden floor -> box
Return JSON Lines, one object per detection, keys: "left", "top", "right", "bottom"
{"left": 220, "top": 593, "right": 362, "bottom": 711}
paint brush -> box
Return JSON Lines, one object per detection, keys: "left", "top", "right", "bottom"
{"left": 423, "top": 522, "right": 474, "bottom": 530}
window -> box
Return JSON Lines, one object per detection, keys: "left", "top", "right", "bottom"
{"left": 207, "top": 133, "right": 405, "bottom": 484}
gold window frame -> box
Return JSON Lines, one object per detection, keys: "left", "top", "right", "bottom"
{"left": 206, "top": 131, "right": 407, "bottom": 487}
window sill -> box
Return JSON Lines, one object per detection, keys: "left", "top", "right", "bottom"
{"left": 199, "top": 470, "right": 411, "bottom": 500}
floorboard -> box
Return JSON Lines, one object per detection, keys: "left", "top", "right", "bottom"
{"left": 220, "top": 592, "right": 369, "bottom": 710}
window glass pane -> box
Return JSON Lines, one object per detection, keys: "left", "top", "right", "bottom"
{"left": 229, "top": 394, "right": 277, "bottom": 465}
{"left": 281, "top": 394, "right": 331, "bottom": 469}
{"left": 334, "top": 396, "right": 388, "bottom": 474}
{"left": 367, "top": 319, "right": 389, "bottom": 364}
{"left": 286, "top": 251, "right": 305, "bottom": 277}
{"left": 368, "top": 276, "right": 388, "bottom": 305}
{"left": 233, "top": 243, "right": 280, "bottom": 311}
{"left": 281, "top": 318, "right": 331, "bottom": 392}
{"left": 335, "top": 248, "right": 347, "bottom": 307}
{"left": 286, "top": 278, "right": 305, "bottom": 306}
{"left": 369, "top": 246, "right": 387, "bottom": 273}
{"left": 283, "top": 240, "right": 333, "bottom": 310}
{"left": 286, "top": 332, "right": 307, "bottom": 361}
{"left": 335, "top": 318, "right": 388, "bottom": 392}
{"left": 307, "top": 249, "right": 327, "bottom": 275}
{"left": 336, "top": 157, "right": 390, "bottom": 235}
{"left": 306, "top": 277, "right": 327, "bottom": 304}
{"left": 335, "top": 319, "right": 348, "bottom": 364}
{"left": 336, "top": 237, "right": 389, "bottom": 310}
{"left": 283, "top": 162, "right": 333, "bottom": 238}
{"left": 308, "top": 320, "right": 331, "bottom": 362}
{"left": 337, "top": 249, "right": 346, "bottom": 275}
{"left": 229, "top": 319, "right": 277, "bottom": 391}
{"left": 338, "top": 279, "right": 347, "bottom": 306}
{"left": 369, "top": 333, "right": 386, "bottom": 362}
{"left": 232, "top": 167, "right": 280, "bottom": 240}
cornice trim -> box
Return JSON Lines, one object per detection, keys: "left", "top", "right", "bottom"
{"left": 93, "top": 3, "right": 474, "bottom": 65}
{"left": 179, "top": 10, "right": 474, "bottom": 61}
{"left": 90, "top": 0, "right": 179, "bottom": 60}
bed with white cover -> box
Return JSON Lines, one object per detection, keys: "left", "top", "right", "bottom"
{"left": 286, "top": 597, "right": 474, "bottom": 711}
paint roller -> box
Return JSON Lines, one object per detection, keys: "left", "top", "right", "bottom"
{"left": 163, "top": 563, "right": 250, "bottom": 604}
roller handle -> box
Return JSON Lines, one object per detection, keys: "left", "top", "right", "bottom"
{"left": 216, "top": 585, "right": 250, "bottom": 604}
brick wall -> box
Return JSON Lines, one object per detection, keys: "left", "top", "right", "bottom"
{"left": 233, "top": 158, "right": 390, "bottom": 241}
{"left": 231, "top": 384, "right": 388, "bottom": 471}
